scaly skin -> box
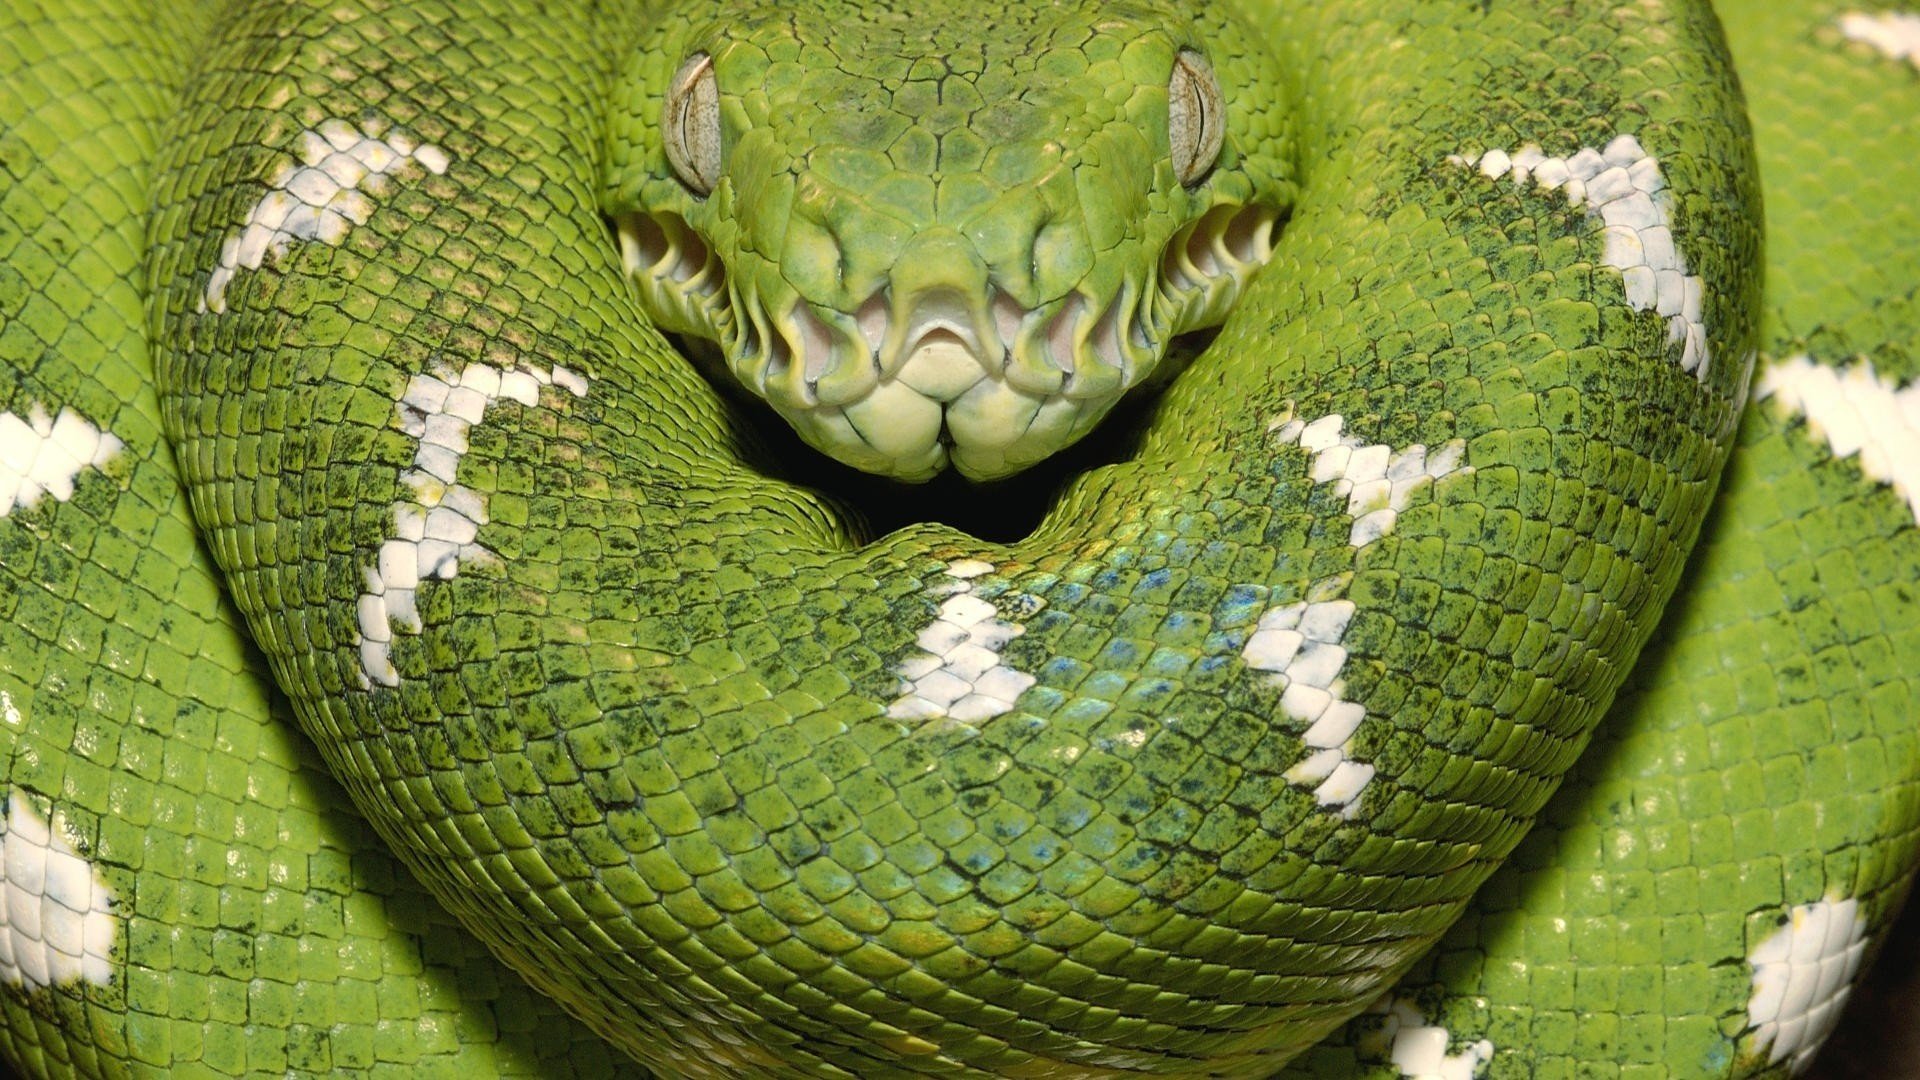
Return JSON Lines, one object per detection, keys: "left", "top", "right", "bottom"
{"left": 1287, "top": 4, "right": 1920, "bottom": 1077}
{"left": 0, "top": 1, "right": 1908, "bottom": 1078}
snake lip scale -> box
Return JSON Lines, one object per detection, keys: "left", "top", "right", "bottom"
{"left": 614, "top": 201, "right": 1281, "bottom": 479}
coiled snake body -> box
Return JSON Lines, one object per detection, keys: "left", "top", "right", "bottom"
{"left": 1, "top": 1, "right": 1916, "bottom": 1077}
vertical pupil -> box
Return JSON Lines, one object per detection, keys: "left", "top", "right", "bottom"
{"left": 1170, "top": 50, "right": 1220, "bottom": 187}
{"left": 667, "top": 53, "right": 717, "bottom": 193}
{"left": 1183, "top": 76, "right": 1203, "bottom": 172}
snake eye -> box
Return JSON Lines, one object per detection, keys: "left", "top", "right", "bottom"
{"left": 1167, "top": 49, "right": 1224, "bottom": 187}
{"left": 664, "top": 52, "right": 722, "bottom": 195}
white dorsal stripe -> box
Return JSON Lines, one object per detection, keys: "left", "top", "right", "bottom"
{"left": 889, "top": 560, "right": 1041, "bottom": 728}
{"left": 1746, "top": 896, "right": 1868, "bottom": 1072}
{"left": 356, "top": 363, "right": 588, "bottom": 687}
{"left": 1269, "top": 413, "right": 1469, "bottom": 548}
{"left": 0, "top": 789, "right": 116, "bottom": 989}
{"left": 1372, "top": 996, "right": 1496, "bottom": 1080}
{"left": 1838, "top": 11, "right": 1920, "bottom": 66}
{"left": 1243, "top": 412, "right": 1473, "bottom": 819}
{"left": 0, "top": 406, "right": 121, "bottom": 517}
{"left": 1453, "top": 134, "right": 1711, "bottom": 381}
{"left": 1756, "top": 355, "right": 1920, "bottom": 524}
{"left": 202, "top": 118, "right": 450, "bottom": 313}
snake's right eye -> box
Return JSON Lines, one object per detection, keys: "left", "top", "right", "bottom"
{"left": 1167, "top": 48, "right": 1224, "bottom": 187}
{"left": 664, "top": 52, "right": 722, "bottom": 195}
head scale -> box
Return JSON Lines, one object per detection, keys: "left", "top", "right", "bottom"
{"left": 606, "top": 1, "right": 1292, "bottom": 481}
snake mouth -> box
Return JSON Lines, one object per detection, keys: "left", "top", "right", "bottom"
{"left": 614, "top": 202, "right": 1279, "bottom": 479}
{"left": 614, "top": 212, "right": 729, "bottom": 335}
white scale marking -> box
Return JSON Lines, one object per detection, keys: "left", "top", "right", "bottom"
{"left": 1272, "top": 414, "right": 1470, "bottom": 547}
{"left": 1757, "top": 355, "right": 1920, "bottom": 525}
{"left": 1747, "top": 896, "right": 1868, "bottom": 1073}
{"left": 1838, "top": 10, "right": 1920, "bottom": 67}
{"left": 1244, "top": 413, "right": 1471, "bottom": 818}
{"left": 0, "top": 406, "right": 121, "bottom": 517}
{"left": 1453, "top": 134, "right": 1711, "bottom": 381}
{"left": 0, "top": 789, "right": 116, "bottom": 989}
{"left": 357, "top": 362, "right": 588, "bottom": 687}
{"left": 202, "top": 118, "right": 450, "bottom": 313}
{"left": 1383, "top": 998, "right": 1495, "bottom": 1080}
{"left": 889, "top": 559, "right": 1042, "bottom": 727}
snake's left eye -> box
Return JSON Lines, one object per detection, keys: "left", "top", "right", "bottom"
{"left": 1168, "top": 49, "right": 1224, "bottom": 187}
{"left": 665, "top": 52, "right": 722, "bottom": 195}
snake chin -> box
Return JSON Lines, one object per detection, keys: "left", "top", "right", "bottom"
{"left": 614, "top": 201, "right": 1280, "bottom": 482}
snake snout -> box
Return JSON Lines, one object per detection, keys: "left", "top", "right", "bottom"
{"left": 861, "top": 287, "right": 996, "bottom": 398}
{"left": 790, "top": 274, "right": 1176, "bottom": 481}
{"left": 615, "top": 200, "right": 1282, "bottom": 482}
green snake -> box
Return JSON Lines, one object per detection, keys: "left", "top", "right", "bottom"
{"left": 2, "top": 0, "right": 1917, "bottom": 1075}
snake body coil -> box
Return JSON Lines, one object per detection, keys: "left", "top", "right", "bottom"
{"left": 1, "top": 1, "right": 1916, "bottom": 1078}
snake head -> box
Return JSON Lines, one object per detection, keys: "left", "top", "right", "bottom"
{"left": 606, "top": 2, "right": 1292, "bottom": 481}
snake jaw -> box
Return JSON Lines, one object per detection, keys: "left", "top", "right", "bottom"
{"left": 1154, "top": 202, "right": 1281, "bottom": 336}
{"left": 613, "top": 210, "right": 728, "bottom": 337}
{"left": 613, "top": 200, "right": 1279, "bottom": 480}
{"left": 762, "top": 296, "right": 845, "bottom": 403}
